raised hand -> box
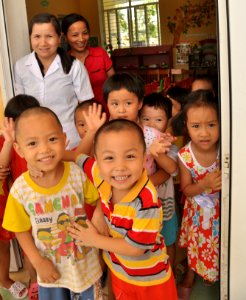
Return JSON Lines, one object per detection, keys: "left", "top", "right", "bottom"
{"left": 82, "top": 103, "right": 107, "bottom": 133}
{"left": 0, "top": 117, "right": 15, "bottom": 144}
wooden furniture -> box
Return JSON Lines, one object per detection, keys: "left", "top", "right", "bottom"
{"left": 111, "top": 45, "right": 173, "bottom": 83}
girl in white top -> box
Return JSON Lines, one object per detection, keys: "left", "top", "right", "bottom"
{"left": 14, "top": 13, "right": 94, "bottom": 149}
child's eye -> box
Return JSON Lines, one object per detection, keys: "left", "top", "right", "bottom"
{"left": 209, "top": 123, "right": 217, "bottom": 127}
{"left": 78, "top": 123, "right": 85, "bottom": 127}
{"left": 27, "top": 141, "right": 36, "bottom": 147}
{"left": 104, "top": 156, "right": 113, "bottom": 161}
{"left": 111, "top": 102, "right": 118, "bottom": 107}
{"left": 156, "top": 118, "right": 162, "bottom": 122}
{"left": 142, "top": 117, "right": 149, "bottom": 122}
{"left": 192, "top": 124, "right": 199, "bottom": 128}
{"left": 49, "top": 137, "right": 58, "bottom": 142}
{"left": 126, "top": 154, "right": 136, "bottom": 159}
{"left": 126, "top": 102, "right": 132, "bottom": 106}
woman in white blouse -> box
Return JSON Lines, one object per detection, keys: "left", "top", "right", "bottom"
{"left": 14, "top": 13, "right": 94, "bottom": 149}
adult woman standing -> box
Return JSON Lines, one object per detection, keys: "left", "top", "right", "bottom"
{"left": 14, "top": 13, "right": 94, "bottom": 149}
{"left": 61, "top": 13, "right": 115, "bottom": 113}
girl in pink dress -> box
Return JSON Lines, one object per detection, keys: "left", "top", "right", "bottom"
{"left": 177, "top": 90, "right": 221, "bottom": 299}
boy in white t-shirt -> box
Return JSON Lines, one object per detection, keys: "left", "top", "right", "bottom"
{"left": 3, "top": 107, "right": 102, "bottom": 300}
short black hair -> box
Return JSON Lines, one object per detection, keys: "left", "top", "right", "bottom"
{"left": 140, "top": 92, "right": 172, "bottom": 120}
{"left": 166, "top": 86, "right": 189, "bottom": 108}
{"left": 4, "top": 94, "right": 40, "bottom": 120}
{"left": 94, "top": 119, "right": 146, "bottom": 154}
{"left": 103, "top": 72, "right": 145, "bottom": 103}
{"left": 15, "top": 106, "right": 63, "bottom": 139}
{"left": 74, "top": 99, "right": 104, "bottom": 122}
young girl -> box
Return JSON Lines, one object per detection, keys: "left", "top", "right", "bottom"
{"left": 139, "top": 92, "right": 178, "bottom": 268}
{"left": 14, "top": 13, "right": 94, "bottom": 149}
{"left": 177, "top": 90, "right": 221, "bottom": 299}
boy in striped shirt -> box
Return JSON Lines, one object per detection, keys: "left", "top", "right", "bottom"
{"left": 68, "top": 119, "right": 177, "bottom": 300}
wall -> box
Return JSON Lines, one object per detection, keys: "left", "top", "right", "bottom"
{"left": 159, "top": 0, "right": 216, "bottom": 46}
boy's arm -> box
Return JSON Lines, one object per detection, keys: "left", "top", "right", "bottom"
{"left": 153, "top": 152, "right": 177, "bottom": 175}
{"left": 68, "top": 220, "right": 145, "bottom": 257}
{"left": 0, "top": 118, "right": 15, "bottom": 166}
{"left": 15, "top": 231, "right": 60, "bottom": 283}
{"left": 149, "top": 168, "right": 170, "bottom": 186}
{"left": 63, "top": 103, "right": 106, "bottom": 161}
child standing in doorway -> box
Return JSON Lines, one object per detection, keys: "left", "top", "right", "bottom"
{"left": 177, "top": 90, "right": 221, "bottom": 299}
{"left": 69, "top": 119, "right": 178, "bottom": 300}
{"left": 139, "top": 92, "right": 179, "bottom": 268}
{"left": 3, "top": 107, "right": 102, "bottom": 300}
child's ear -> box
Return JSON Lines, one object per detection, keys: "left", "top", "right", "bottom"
{"left": 138, "top": 100, "right": 143, "bottom": 111}
{"left": 13, "top": 142, "right": 24, "bottom": 158}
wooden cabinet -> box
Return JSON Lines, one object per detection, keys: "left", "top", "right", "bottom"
{"left": 111, "top": 45, "right": 173, "bottom": 81}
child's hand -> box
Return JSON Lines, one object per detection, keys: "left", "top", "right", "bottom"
{"left": 149, "top": 138, "right": 171, "bottom": 157}
{"left": 0, "top": 117, "right": 15, "bottom": 144}
{"left": 200, "top": 170, "right": 222, "bottom": 191}
{"left": 160, "top": 132, "right": 176, "bottom": 144}
{"left": 35, "top": 257, "right": 60, "bottom": 283}
{"left": 82, "top": 103, "right": 106, "bottom": 133}
{"left": 68, "top": 220, "right": 99, "bottom": 248}
{"left": 0, "top": 165, "right": 10, "bottom": 180}
{"left": 27, "top": 163, "right": 44, "bottom": 178}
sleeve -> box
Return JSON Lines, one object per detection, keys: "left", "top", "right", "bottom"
{"left": 83, "top": 176, "right": 99, "bottom": 206}
{"left": 76, "top": 154, "right": 95, "bottom": 183}
{"left": 2, "top": 193, "right": 32, "bottom": 232}
{"left": 125, "top": 188, "right": 162, "bottom": 250}
{"left": 101, "top": 48, "right": 113, "bottom": 71}
{"left": 13, "top": 61, "right": 25, "bottom": 95}
{"left": 71, "top": 59, "right": 94, "bottom": 101}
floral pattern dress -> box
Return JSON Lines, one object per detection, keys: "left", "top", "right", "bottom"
{"left": 178, "top": 141, "right": 220, "bottom": 283}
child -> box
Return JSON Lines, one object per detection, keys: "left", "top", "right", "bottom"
{"left": 69, "top": 119, "right": 178, "bottom": 300}
{"left": 74, "top": 99, "right": 105, "bottom": 141}
{"left": 3, "top": 107, "right": 103, "bottom": 300}
{"left": 103, "top": 72, "right": 175, "bottom": 187}
{"left": 191, "top": 74, "right": 217, "bottom": 95}
{"left": 0, "top": 94, "right": 40, "bottom": 300}
{"left": 139, "top": 92, "right": 179, "bottom": 268}
{"left": 0, "top": 117, "right": 28, "bottom": 299}
{"left": 177, "top": 90, "right": 221, "bottom": 299}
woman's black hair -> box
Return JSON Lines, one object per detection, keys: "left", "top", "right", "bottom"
{"left": 61, "top": 13, "right": 90, "bottom": 35}
{"left": 140, "top": 92, "right": 172, "bottom": 120}
{"left": 29, "top": 13, "right": 75, "bottom": 74}
{"left": 103, "top": 72, "right": 145, "bottom": 103}
{"left": 4, "top": 94, "right": 40, "bottom": 120}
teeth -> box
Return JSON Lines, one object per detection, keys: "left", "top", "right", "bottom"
{"left": 114, "top": 176, "right": 128, "bottom": 181}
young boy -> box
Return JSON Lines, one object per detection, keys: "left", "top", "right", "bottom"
{"left": 68, "top": 119, "right": 178, "bottom": 300}
{"left": 3, "top": 107, "right": 103, "bottom": 300}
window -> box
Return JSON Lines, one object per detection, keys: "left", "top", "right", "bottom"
{"left": 102, "top": 0, "right": 160, "bottom": 49}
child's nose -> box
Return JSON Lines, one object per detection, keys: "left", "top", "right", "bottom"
{"left": 118, "top": 104, "right": 126, "bottom": 113}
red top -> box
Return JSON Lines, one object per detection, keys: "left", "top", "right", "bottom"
{"left": 84, "top": 47, "right": 113, "bottom": 111}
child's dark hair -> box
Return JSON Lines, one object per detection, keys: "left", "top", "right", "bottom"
{"left": 191, "top": 74, "right": 217, "bottom": 95}
{"left": 74, "top": 99, "right": 104, "bottom": 122}
{"left": 4, "top": 94, "right": 40, "bottom": 120}
{"left": 140, "top": 92, "right": 172, "bottom": 120}
{"left": 103, "top": 72, "right": 145, "bottom": 103}
{"left": 94, "top": 119, "right": 146, "bottom": 154}
{"left": 166, "top": 86, "right": 189, "bottom": 109}
{"left": 171, "top": 90, "right": 218, "bottom": 137}
{"left": 29, "top": 13, "right": 75, "bottom": 74}
{"left": 15, "top": 106, "right": 63, "bottom": 139}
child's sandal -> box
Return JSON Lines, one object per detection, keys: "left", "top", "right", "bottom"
{"left": 4, "top": 281, "right": 28, "bottom": 299}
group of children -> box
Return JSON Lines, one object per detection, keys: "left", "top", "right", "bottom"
{"left": 0, "top": 72, "right": 220, "bottom": 300}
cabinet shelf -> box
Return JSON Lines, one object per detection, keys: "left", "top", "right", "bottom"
{"left": 111, "top": 45, "right": 173, "bottom": 83}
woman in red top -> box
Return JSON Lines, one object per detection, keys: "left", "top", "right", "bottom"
{"left": 61, "top": 13, "right": 115, "bottom": 114}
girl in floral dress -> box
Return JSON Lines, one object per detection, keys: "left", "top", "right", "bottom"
{"left": 177, "top": 90, "right": 221, "bottom": 299}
